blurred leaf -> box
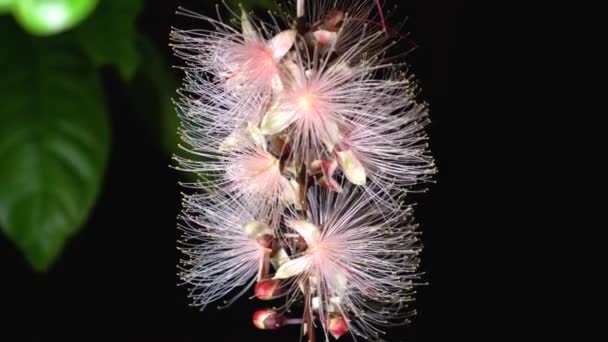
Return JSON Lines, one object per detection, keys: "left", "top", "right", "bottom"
{"left": 129, "top": 36, "right": 179, "bottom": 155}
{"left": 131, "top": 38, "right": 212, "bottom": 185}
{"left": 0, "top": 19, "right": 109, "bottom": 271}
{"left": 13, "top": 0, "right": 98, "bottom": 36}
{"left": 76, "top": 0, "right": 142, "bottom": 80}
{"left": 0, "top": 0, "right": 15, "bottom": 14}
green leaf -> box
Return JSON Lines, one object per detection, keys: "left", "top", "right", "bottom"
{"left": 0, "top": 19, "right": 110, "bottom": 271}
{"left": 129, "top": 36, "right": 179, "bottom": 155}
{"left": 13, "top": 0, "right": 98, "bottom": 36}
{"left": 76, "top": 0, "right": 142, "bottom": 80}
{"left": 129, "top": 37, "right": 206, "bottom": 184}
{"left": 0, "top": 0, "right": 16, "bottom": 14}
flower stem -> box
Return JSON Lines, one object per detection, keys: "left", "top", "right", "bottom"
{"left": 298, "top": 164, "right": 308, "bottom": 219}
{"left": 297, "top": 164, "right": 313, "bottom": 341}
{"left": 303, "top": 278, "right": 316, "bottom": 342}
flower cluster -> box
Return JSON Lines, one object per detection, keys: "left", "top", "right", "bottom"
{"left": 173, "top": 1, "right": 435, "bottom": 340}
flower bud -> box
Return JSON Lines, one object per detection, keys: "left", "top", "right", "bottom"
{"left": 328, "top": 315, "right": 349, "bottom": 339}
{"left": 255, "top": 279, "right": 285, "bottom": 300}
{"left": 252, "top": 309, "right": 286, "bottom": 330}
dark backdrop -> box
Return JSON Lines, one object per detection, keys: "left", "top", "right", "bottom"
{"left": 0, "top": 1, "right": 476, "bottom": 340}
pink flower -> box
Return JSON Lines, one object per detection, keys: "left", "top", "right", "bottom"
{"left": 273, "top": 186, "right": 422, "bottom": 340}
{"left": 172, "top": 9, "right": 296, "bottom": 134}
{"left": 225, "top": 147, "right": 290, "bottom": 219}
{"left": 179, "top": 195, "right": 276, "bottom": 309}
{"left": 335, "top": 75, "right": 436, "bottom": 199}
{"left": 224, "top": 20, "right": 296, "bottom": 93}
{"left": 176, "top": 128, "right": 291, "bottom": 227}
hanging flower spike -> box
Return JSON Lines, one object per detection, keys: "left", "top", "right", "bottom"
{"left": 173, "top": 1, "right": 434, "bottom": 341}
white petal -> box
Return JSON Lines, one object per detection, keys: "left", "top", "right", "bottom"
{"left": 328, "top": 297, "right": 342, "bottom": 313}
{"left": 282, "top": 60, "right": 305, "bottom": 85}
{"left": 269, "top": 29, "right": 296, "bottom": 61}
{"left": 260, "top": 102, "right": 296, "bottom": 135}
{"left": 244, "top": 122, "right": 267, "bottom": 150}
{"left": 219, "top": 130, "right": 244, "bottom": 152}
{"left": 270, "top": 248, "right": 290, "bottom": 268}
{"left": 333, "top": 271, "right": 348, "bottom": 292}
{"left": 312, "top": 296, "right": 342, "bottom": 313}
{"left": 241, "top": 11, "right": 257, "bottom": 42}
{"left": 321, "top": 119, "right": 341, "bottom": 152}
{"left": 282, "top": 179, "right": 302, "bottom": 210}
{"left": 336, "top": 149, "right": 367, "bottom": 185}
{"left": 271, "top": 73, "right": 284, "bottom": 94}
{"left": 287, "top": 220, "right": 321, "bottom": 247}
{"left": 273, "top": 256, "right": 310, "bottom": 279}
{"left": 244, "top": 221, "right": 272, "bottom": 238}
{"left": 312, "top": 296, "right": 321, "bottom": 311}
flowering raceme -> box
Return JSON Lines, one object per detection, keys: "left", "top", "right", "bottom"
{"left": 173, "top": 0, "right": 435, "bottom": 341}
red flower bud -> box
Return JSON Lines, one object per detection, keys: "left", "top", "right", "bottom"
{"left": 252, "top": 309, "right": 286, "bottom": 330}
{"left": 328, "top": 315, "right": 349, "bottom": 339}
{"left": 255, "top": 279, "right": 284, "bottom": 300}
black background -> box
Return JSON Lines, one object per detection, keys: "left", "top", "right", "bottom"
{"left": 0, "top": 0, "right": 491, "bottom": 340}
